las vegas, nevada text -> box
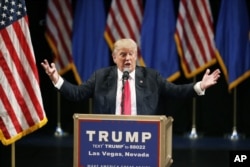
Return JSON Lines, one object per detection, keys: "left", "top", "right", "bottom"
{"left": 85, "top": 130, "right": 152, "bottom": 158}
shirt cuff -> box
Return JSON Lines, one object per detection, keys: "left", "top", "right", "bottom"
{"left": 194, "top": 81, "right": 205, "bottom": 96}
{"left": 54, "top": 76, "right": 64, "bottom": 89}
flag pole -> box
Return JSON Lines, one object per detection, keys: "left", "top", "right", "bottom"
{"left": 187, "top": 77, "right": 198, "bottom": 139}
{"left": 54, "top": 92, "right": 66, "bottom": 137}
{"left": 11, "top": 143, "right": 15, "bottom": 167}
{"left": 228, "top": 87, "right": 244, "bottom": 140}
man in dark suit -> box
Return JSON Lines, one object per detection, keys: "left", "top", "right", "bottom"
{"left": 41, "top": 38, "right": 221, "bottom": 115}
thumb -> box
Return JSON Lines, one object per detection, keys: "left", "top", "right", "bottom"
{"left": 51, "top": 62, "right": 56, "bottom": 69}
{"left": 205, "top": 68, "right": 210, "bottom": 75}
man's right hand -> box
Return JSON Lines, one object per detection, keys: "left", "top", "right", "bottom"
{"left": 41, "top": 59, "right": 60, "bottom": 84}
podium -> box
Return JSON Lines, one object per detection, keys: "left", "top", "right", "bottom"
{"left": 73, "top": 114, "right": 173, "bottom": 167}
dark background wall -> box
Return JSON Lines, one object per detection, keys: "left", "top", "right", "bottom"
{"left": 25, "top": 0, "right": 250, "bottom": 137}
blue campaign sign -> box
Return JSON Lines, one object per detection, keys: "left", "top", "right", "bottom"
{"left": 77, "top": 118, "right": 161, "bottom": 167}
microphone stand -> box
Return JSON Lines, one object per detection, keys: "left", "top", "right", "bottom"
{"left": 54, "top": 92, "right": 66, "bottom": 137}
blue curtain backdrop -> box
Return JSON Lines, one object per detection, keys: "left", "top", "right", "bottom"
{"left": 72, "top": 0, "right": 110, "bottom": 82}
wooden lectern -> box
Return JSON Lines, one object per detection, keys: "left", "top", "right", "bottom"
{"left": 73, "top": 114, "right": 173, "bottom": 167}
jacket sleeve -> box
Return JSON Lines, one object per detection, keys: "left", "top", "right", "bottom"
{"left": 59, "top": 73, "right": 96, "bottom": 101}
{"left": 156, "top": 71, "right": 197, "bottom": 98}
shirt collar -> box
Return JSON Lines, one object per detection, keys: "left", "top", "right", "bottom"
{"left": 117, "top": 68, "right": 135, "bottom": 81}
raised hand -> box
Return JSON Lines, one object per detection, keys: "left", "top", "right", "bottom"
{"left": 200, "top": 69, "right": 221, "bottom": 90}
{"left": 41, "top": 59, "right": 59, "bottom": 84}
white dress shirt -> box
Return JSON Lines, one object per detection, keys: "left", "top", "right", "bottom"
{"left": 115, "top": 69, "right": 137, "bottom": 115}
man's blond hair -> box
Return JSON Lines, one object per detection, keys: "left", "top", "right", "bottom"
{"left": 112, "top": 38, "right": 137, "bottom": 55}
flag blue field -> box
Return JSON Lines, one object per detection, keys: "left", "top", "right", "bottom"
{"left": 215, "top": 0, "right": 250, "bottom": 90}
{"left": 141, "top": 0, "right": 180, "bottom": 81}
{"left": 73, "top": 0, "right": 110, "bottom": 82}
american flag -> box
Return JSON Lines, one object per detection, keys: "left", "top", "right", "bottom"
{"left": 0, "top": 0, "right": 47, "bottom": 145}
{"left": 175, "top": 0, "right": 217, "bottom": 78}
{"left": 104, "top": 0, "right": 144, "bottom": 65}
{"left": 45, "top": 0, "right": 73, "bottom": 75}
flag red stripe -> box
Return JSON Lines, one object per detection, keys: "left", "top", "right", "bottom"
{"left": 192, "top": 0, "right": 214, "bottom": 62}
{"left": 14, "top": 19, "right": 40, "bottom": 82}
{"left": 105, "top": 0, "right": 143, "bottom": 44}
{"left": 178, "top": 8, "right": 200, "bottom": 70}
{"left": 175, "top": 30, "right": 190, "bottom": 71}
{"left": 183, "top": 2, "right": 207, "bottom": 64}
{"left": 199, "top": 0, "right": 216, "bottom": 59}
{"left": 109, "top": 8, "right": 126, "bottom": 38}
{"left": 0, "top": 0, "right": 47, "bottom": 145}
{"left": 51, "top": 16, "right": 72, "bottom": 63}
{"left": 1, "top": 27, "right": 44, "bottom": 122}
{"left": 0, "top": 74, "right": 23, "bottom": 135}
{"left": 46, "top": 27, "right": 64, "bottom": 67}
{"left": 202, "top": 0, "right": 213, "bottom": 32}
{"left": 53, "top": 0, "right": 72, "bottom": 38}
{"left": 182, "top": 30, "right": 198, "bottom": 72}
{"left": 0, "top": 43, "right": 36, "bottom": 128}
{"left": 127, "top": 0, "right": 142, "bottom": 30}
{"left": 46, "top": 9, "right": 67, "bottom": 67}
{"left": 45, "top": 10, "right": 57, "bottom": 46}
{"left": 45, "top": 24, "right": 57, "bottom": 46}
{"left": 0, "top": 114, "right": 11, "bottom": 140}
{"left": 0, "top": 86, "right": 23, "bottom": 135}
{"left": 13, "top": 20, "right": 45, "bottom": 120}
{"left": 175, "top": 0, "right": 216, "bottom": 76}
{"left": 116, "top": 1, "right": 136, "bottom": 38}
{"left": 46, "top": 0, "right": 72, "bottom": 70}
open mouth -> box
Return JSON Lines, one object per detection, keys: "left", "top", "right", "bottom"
{"left": 124, "top": 62, "right": 131, "bottom": 67}
{"left": 123, "top": 63, "right": 131, "bottom": 72}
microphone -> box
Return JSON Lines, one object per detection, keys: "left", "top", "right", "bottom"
{"left": 122, "top": 68, "right": 130, "bottom": 80}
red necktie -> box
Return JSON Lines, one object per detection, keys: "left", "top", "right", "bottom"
{"left": 123, "top": 80, "right": 131, "bottom": 115}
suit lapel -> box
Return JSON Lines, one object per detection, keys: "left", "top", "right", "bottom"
{"left": 105, "top": 67, "right": 117, "bottom": 114}
{"left": 135, "top": 67, "right": 146, "bottom": 115}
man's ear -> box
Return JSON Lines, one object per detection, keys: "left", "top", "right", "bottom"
{"left": 112, "top": 55, "right": 117, "bottom": 64}
{"left": 135, "top": 54, "right": 138, "bottom": 61}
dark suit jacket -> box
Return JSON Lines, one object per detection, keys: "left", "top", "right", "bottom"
{"left": 59, "top": 66, "right": 197, "bottom": 115}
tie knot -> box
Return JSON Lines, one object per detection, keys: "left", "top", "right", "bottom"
{"left": 124, "top": 75, "right": 130, "bottom": 81}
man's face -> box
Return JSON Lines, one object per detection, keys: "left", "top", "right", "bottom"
{"left": 112, "top": 47, "right": 137, "bottom": 72}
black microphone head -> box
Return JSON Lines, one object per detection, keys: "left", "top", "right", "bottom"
{"left": 122, "top": 68, "right": 130, "bottom": 80}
